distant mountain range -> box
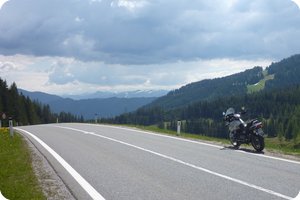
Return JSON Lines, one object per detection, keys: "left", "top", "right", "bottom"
{"left": 62, "top": 90, "right": 169, "bottom": 100}
{"left": 18, "top": 89, "right": 164, "bottom": 119}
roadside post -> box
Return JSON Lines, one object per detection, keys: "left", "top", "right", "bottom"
{"left": 177, "top": 120, "right": 181, "bottom": 136}
{"left": 9, "top": 118, "right": 13, "bottom": 137}
{"left": 0, "top": 112, "right": 6, "bottom": 128}
{"left": 95, "top": 113, "right": 98, "bottom": 124}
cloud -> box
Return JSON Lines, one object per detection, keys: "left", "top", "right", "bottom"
{"left": 292, "top": 0, "right": 300, "bottom": 9}
{"left": 0, "top": 0, "right": 9, "bottom": 9}
{"left": 0, "top": 54, "right": 271, "bottom": 95}
{"left": 57, "top": 57, "right": 270, "bottom": 93}
{"left": 111, "top": 0, "right": 149, "bottom": 12}
{"left": 0, "top": 0, "right": 299, "bottom": 95}
{"left": 0, "top": 0, "right": 299, "bottom": 65}
{"left": 0, "top": 61, "right": 16, "bottom": 71}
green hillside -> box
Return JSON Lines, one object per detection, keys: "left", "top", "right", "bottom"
{"left": 147, "top": 67, "right": 263, "bottom": 109}
{"left": 266, "top": 54, "right": 300, "bottom": 89}
{"left": 247, "top": 72, "right": 274, "bottom": 93}
{"left": 147, "top": 54, "right": 300, "bottom": 110}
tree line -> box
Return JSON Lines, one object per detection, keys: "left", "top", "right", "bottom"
{"left": 104, "top": 85, "right": 300, "bottom": 144}
{"left": 0, "top": 78, "right": 83, "bottom": 126}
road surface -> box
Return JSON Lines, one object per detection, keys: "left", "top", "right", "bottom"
{"left": 16, "top": 123, "right": 300, "bottom": 200}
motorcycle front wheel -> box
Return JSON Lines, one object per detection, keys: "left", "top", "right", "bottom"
{"left": 251, "top": 135, "right": 265, "bottom": 152}
{"left": 229, "top": 131, "right": 240, "bottom": 149}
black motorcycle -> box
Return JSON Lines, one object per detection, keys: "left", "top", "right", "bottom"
{"left": 223, "top": 107, "right": 265, "bottom": 152}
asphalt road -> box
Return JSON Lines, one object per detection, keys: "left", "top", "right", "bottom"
{"left": 16, "top": 123, "right": 300, "bottom": 200}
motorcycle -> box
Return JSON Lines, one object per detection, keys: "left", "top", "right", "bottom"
{"left": 223, "top": 107, "right": 265, "bottom": 152}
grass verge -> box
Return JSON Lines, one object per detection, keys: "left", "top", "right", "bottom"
{"left": 265, "top": 137, "right": 300, "bottom": 156}
{"left": 0, "top": 128, "right": 45, "bottom": 200}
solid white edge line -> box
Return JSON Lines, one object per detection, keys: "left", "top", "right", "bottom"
{"left": 55, "top": 125, "right": 294, "bottom": 200}
{"left": 15, "top": 128, "right": 105, "bottom": 200}
{"left": 85, "top": 123, "right": 300, "bottom": 165}
{"left": 0, "top": 191, "right": 9, "bottom": 200}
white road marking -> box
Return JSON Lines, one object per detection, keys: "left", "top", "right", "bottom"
{"left": 293, "top": 191, "right": 300, "bottom": 200}
{"left": 15, "top": 128, "right": 105, "bottom": 200}
{"left": 0, "top": 191, "right": 9, "bottom": 200}
{"left": 87, "top": 124, "right": 300, "bottom": 165}
{"left": 55, "top": 125, "right": 294, "bottom": 200}
{"left": 91, "top": 124, "right": 223, "bottom": 148}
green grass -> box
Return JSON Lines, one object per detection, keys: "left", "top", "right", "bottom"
{"left": 0, "top": 128, "right": 45, "bottom": 200}
{"left": 265, "top": 137, "right": 300, "bottom": 156}
{"left": 115, "top": 124, "right": 300, "bottom": 157}
{"left": 247, "top": 74, "right": 275, "bottom": 93}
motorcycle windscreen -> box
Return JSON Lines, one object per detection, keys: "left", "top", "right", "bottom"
{"left": 225, "top": 108, "right": 235, "bottom": 116}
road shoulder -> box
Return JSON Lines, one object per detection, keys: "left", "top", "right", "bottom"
{"left": 22, "top": 133, "right": 76, "bottom": 200}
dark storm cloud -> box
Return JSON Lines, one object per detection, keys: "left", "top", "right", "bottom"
{"left": 0, "top": 0, "right": 300, "bottom": 64}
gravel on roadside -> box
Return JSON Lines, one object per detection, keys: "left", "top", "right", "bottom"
{"left": 22, "top": 135, "right": 76, "bottom": 200}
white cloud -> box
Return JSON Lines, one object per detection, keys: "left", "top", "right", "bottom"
{"left": 111, "top": 0, "right": 148, "bottom": 11}
{"left": 0, "top": 54, "right": 273, "bottom": 95}
{"left": 292, "top": 0, "right": 300, "bottom": 9}
{"left": 0, "top": 61, "right": 16, "bottom": 71}
{"left": 90, "top": 0, "right": 102, "bottom": 3}
{"left": 62, "top": 34, "right": 94, "bottom": 51}
{"left": 0, "top": 0, "right": 9, "bottom": 9}
{"left": 74, "top": 16, "right": 84, "bottom": 23}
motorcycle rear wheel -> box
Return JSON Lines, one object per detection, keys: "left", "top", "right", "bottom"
{"left": 251, "top": 135, "right": 265, "bottom": 152}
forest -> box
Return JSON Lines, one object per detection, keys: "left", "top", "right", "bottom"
{"left": 107, "top": 85, "right": 300, "bottom": 143}
{"left": 0, "top": 78, "right": 83, "bottom": 126}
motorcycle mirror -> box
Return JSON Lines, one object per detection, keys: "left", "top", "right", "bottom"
{"left": 241, "top": 106, "right": 246, "bottom": 114}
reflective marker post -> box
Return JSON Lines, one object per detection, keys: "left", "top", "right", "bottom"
{"left": 95, "top": 113, "right": 98, "bottom": 124}
{"left": 9, "top": 119, "right": 13, "bottom": 137}
{"left": 177, "top": 120, "right": 181, "bottom": 136}
{"left": 0, "top": 112, "right": 6, "bottom": 128}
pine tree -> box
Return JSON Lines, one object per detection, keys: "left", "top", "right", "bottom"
{"left": 277, "top": 122, "right": 284, "bottom": 143}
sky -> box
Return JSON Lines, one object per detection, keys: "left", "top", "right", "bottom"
{"left": 0, "top": 0, "right": 300, "bottom": 95}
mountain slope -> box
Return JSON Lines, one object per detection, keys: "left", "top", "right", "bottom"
{"left": 49, "top": 97, "right": 156, "bottom": 119}
{"left": 146, "top": 54, "right": 300, "bottom": 110}
{"left": 19, "top": 89, "right": 62, "bottom": 103}
{"left": 265, "top": 54, "right": 300, "bottom": 89}
{"left": 147, "top": 67, "right": 263, "bottom": 109}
